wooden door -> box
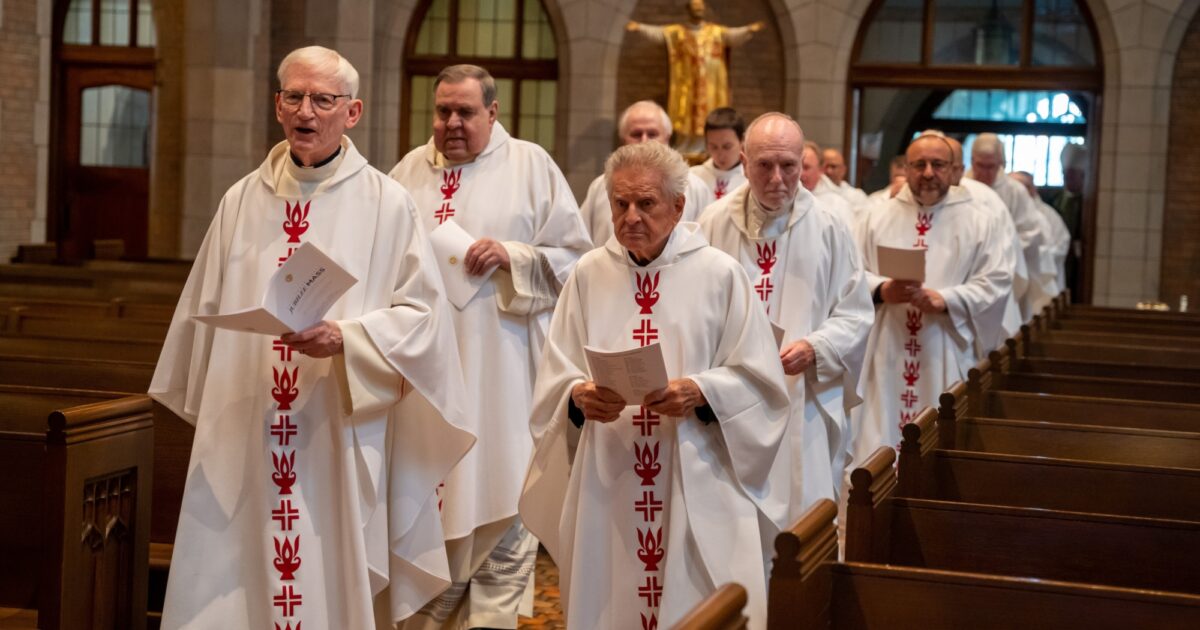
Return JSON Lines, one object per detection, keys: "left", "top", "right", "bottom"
{"left": 58, "top": 66, "right": 153, "bottom": 260}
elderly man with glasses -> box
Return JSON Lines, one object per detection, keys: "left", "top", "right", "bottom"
{"left": 849, "top": 133, "right": 1011, "bottom": 472}
{"left": 151, "top": 46, "right": 474, "bottom": 629}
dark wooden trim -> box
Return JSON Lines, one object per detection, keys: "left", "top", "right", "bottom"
{"left": 448, "top": 0, "right": 460, "bottom": 58}
{"left": 849, "top": 64, "right": 1102, "bottom": 90}
{"left": 405, "top": 56, "right": 557, "bottom": 79}
{"left": 923, "top": 119, "right": 1087, "bottom": 136}
{"left": 91, "top": 0, "right": 100, "bottom": 46}
{"left": 129, "top": 0, "right": 139, "bottom": 47}
{"left": 60, "top": 44, "right": 155, "bottom": 66}
{"left": 922, "top": 0, "right": 935, "bottom": 66}
{"left": 1019, "top": 0, "right": 1034, "bottom": 67}
{"left": 514, "top": 0, "right": 526, "bottom": 59}
{"left": 511, "top": 79, "right": 524, "bottom": 138}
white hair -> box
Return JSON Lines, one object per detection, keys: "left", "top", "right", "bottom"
{"left": 618, "top": 100, "right": 672, "bottom": 138}
{"left": 972, "top": 132, "right": 1006, "bottom": 164}
{"left": 604, "top": 141, "right": 689, "bottom": 202}
{"left": 278, "top": 46, "right": 360, "bottom": 98}
{"left": 1061, "top": 143, "right": 1087, "bottom": 170}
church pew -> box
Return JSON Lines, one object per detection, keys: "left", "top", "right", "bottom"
{"left": 1060, "top": 304, "right": 1200, "bottom": 326}
{"left": 0, "top": 297, "right": 174, "bottom": 321}
{"left": 1012, "top": 356, "right": 1200, "bottom": 384}
{"left": 897, "top": 407, "right": 1200, "bottom": 522}
{"left": 1051, "top": 317, "right": 1200, "bottom": 338}
{"left": 1037, "top": 328, "right": 1200, "bottom": 350}
{"left": 0, "top": 354, "right": 154, "bottom": 393}
{"left": 0, "top": 387, "right": 153, "bottom": 629}
{"left": 846, "top": 447, "right": 1200, "bottom": 595}
{"left": 769, "top": 498, "right": 1200, "bottom": 629}
{"left": 670, "top": 583, "right": 748, "bottom": 630}
{"left": 1014, "top": 320, "right": 1200, "bottom": 371}
{"left": 0, "top": 263, "right": 185, "bottom": 303}
{"left": 0, "top": 334, "right": 163, "bottom": 362}
{"left": 0, "top": 307, "right": 169, "bottom": 341}
{"left": 979, "top": 389, "right": 1200, "bottom": 433}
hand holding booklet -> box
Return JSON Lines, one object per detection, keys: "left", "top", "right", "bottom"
{"left": 192, "top": 242, "right": 357, "bottom": 335}
{"left": 876, "top": 245, "right": 926, "bottom": 283}
{"left": 429, "top": 219, "right": 496, "bottom": 309}
{"left": 584, "top": 342, "right": 669, "bottom": 405}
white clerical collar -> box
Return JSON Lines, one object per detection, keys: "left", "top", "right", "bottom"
{"left": 427, "top": 122, "right": 512, "bottom": 168}
{"left": 268, "top": 137, "right": 351, "bottom": 199}
{"left": 744, "top": 191, "right": 791, "bottom": 239}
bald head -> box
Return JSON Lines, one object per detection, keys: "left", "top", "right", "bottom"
{"left": 619, "top": 100, "right": 672, "bottom": 145}
{"left": 742, "top": 113, "right": 805, "bottom": 212}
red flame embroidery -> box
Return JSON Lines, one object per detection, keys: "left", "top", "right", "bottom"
{"left": 633, "top": 442, "right": 661, "bottom": 487}
{"left": 634, "top": 271, "right": 661, "bottom": 315}
{"left": 272, "top": 450, "right": 297, "bottom": 495}
{"left": 915, "top": 212, "right": 933, "bottom": 237}
{"left": 899, "top": 411, "right": 914, "bottom": 426}
{"left": 714, "top": 178, "right": 729, "bottom": 199}
{"left": 440, "top": 169, "right": 463, "bottom": 200}
{"left": 636, "top": 527, "right": 665, "bottom": 571}
{"left": 272, "top": 366, "right": 300, "bottom": 410}
{"left": 275, "top": 622, "right": 301, "bottom": 630}
{"left": 905, "top": 309, "right": 923, "bottom": 336}
{"left": 756, "top": 241, "right": 777, "bottom": 276}
{"left": 903, "top": 360, "right": 921, "bottom": 387}
{"left": 273, "top": 535, "right": 302, "bottom": 580}
{"left": 640, "top": 613, "right": 658, "bottom": 630}
{"left": 283, "top": 201, "right": 311, "bottom": 244}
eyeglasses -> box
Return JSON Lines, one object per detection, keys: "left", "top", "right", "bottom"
{"left": 276, "top": 89, "right": 351, "bottom": 111}
{"left": 907, "top": 159, "right": 951, "bottom": 173}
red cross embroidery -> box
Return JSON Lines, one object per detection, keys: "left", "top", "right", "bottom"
{"left": 638, "top": 575, "right": 663, "bottom": 607}
{"left": 272, "top": 499, "right": 299, "bottom": 530}
{"left": 634, "top": 491, "right": 664, "bottom": 521}
{"left": 273, "top": 339, "right": 294, "bottom": 362}
{"left": 273, "top": 584, "right": 302, "bottom": 617}
{"left": 755, "top": 277, "right": 775, "bottom": 301}
{"left": 904, "top": 338, "right": 922, "bottom": 357}
{"left": 271, "top": 415, "right": 298, "bottom": 446}
{"left": 900, "top": 389, "right": 918, "bottom": 408}
{"left": 633, "top": 407, "right": 661, "bottom": 437}
{"left": 277, "top": 247, "right": 297, "bottom": 267}
{"left": 633, "top": 320, "right": 659, "bottom": 347}
{"left": 434, "top": 202, "right": 455, "bottom": 224}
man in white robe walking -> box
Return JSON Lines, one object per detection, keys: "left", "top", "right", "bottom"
{"left": 699, "top": 113, "right": 873, "bottom": 517}
{"left": 521, "top": 141, "right": 791, "bottom": 630}
{"left": 579, "top": 100, "right": 711, "bottom": 246}
{"left": 1012, "top": 170, "right": 1071, "bottom": 294}
{"left": 690, "top": 106, "right": 748, "bottom": 206}
{"left": 851, "top": 134, "right": 1011, "bottom": 469}
{"left": 150, "top": 46, "right": 475, "bottom": 630}
{"left": 389, "top": 64, "right": 591, "bottom": 630}
{"left": 800, "top": 141, "right": 856, "bottom": 228}
{"left": 823, "top": 147, "right": 869, "bottom": 208}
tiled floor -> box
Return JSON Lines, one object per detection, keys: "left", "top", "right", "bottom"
{"left": 518, "top": 548, "right": 564, "bottom": 629}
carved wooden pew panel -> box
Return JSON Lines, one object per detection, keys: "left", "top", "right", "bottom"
{"left": 1013, "top": 356, "right": 1200, "bottom": 384}
{"left": 0, "top": 335, "right": 162, "bottom": 362}
{"left": 0, "top": 354, "right": 154, "bottom": 393}
{"left": 982, "top": 389, "right": 1200, "bottom": 432}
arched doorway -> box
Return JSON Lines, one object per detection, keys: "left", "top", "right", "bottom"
{"left": 51, "top": 0, "right": 156, "bottom": 261}
{"left": 400, "top": 0, "right": 562, "bottom": 158}
{"left": 847, "top": 0, "right": 1102, "bottom": 302}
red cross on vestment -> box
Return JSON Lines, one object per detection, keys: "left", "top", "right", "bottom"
{"left": 271, "top": 416, "right": 298, "bottom": 446}
{"left": 273, "top": 585, "right": 302, "bottom": 617}
{"left": 904, "top": 338, "right": 922, "bottom": 357}
{"left": 633, "top": 320, "right": 659, "bottom": 346}
{"left": 272, "top": 499, "right": 300, "bottom": 530}
{"left": 633, "top": 407, "right": 661, "bottom": 436}
{"left": 273, "top": 339, "right": 295, "bottom": 362}
{"left": 755, "top": 277, "right": 775, "bottom": 301}
{"left": 900, "top": 389, "right": 918, "bottom": 408}
{"left": 637, "top": 576, "right": 664, "bottom": 607}
{"left": 434, "top": 202, "right": 455, "bottom": 225}
{"left": 634, "top": 490, "right": 664, "bottom": 521}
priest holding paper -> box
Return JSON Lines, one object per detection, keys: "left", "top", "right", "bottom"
{"left": 150, "top": 46, "right": 474, "bottom": 629}
{"left": 699, "top": 113, "right": 873, "bottom": 517}
{"left": 850, "top": 134, "right": 1010, "bottom": 469}
{"left": 389, "top": 64, "right": 591, "bottom": 629}
{"left": 520, "top": 141, "right": 791, "bottom": 630}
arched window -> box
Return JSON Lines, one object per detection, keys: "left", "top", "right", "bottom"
{"left": 402, "top": 0, "right": 560, "bottom": 155}
{"left": 53, "top": 0, "right": 157, "bottom": 260}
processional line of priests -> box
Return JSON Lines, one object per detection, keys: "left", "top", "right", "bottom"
{"left": 150, "top": 43, "right": 1067, "bottom": 630}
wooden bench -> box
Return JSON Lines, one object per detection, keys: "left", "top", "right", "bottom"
{"left": 1050, "top": 317, "right": 1200, "bottom": 338}
{"left": 769, "top": 498, "right": 1200, "bottom": 629}
{"left": 1011, "top": 355, "right": 1200, "bottom": 384}
{"left": 0, "top": 335, "right": 163, "bottom": 362}
{"left": 977, "top": 389, "right": 1200, "bottom": 432}
{"left": 0, "top": 307, "right": 169, "bottom": 341}
{"left": 898, "top": 406, "right": 1200, "bottom": 522}
{"left": 847, "top": 447, "right": 1200, "bottom": 595}
{"left": 1037, "top": 328, "right": 1200, "bottom": 350}
{"left": 670, "top": 583, "right": 748, "bottom": 630}
{"left": 0, "top": 263, "right": 185, "bottom": 303}
{"left": 0, "top": 297, "right": 174, "bottom": 322}
{"left": 0, "top": 354, "right": 154, "bottom": 393}
{"left": 0, "top": 387, "right": 153, "bottom": 629}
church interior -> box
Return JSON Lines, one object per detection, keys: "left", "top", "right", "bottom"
{"left": 2, "top": 0, "right": 1200, "bottom": 628}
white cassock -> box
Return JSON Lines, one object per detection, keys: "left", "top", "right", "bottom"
{"left": 520, "top": 223, "right": 791, "bottom": 630}
{"left": 580, "top": 170, "right": 711, "bottom": 247}
{"left": 835, "top": 180, "right": 870, "bottom": 208}
{"left": 690, "top": 157, "right": 748, "bottom": 209}
{"left": 851, "top": 185, "right": 1011, "bottom": 467}
{"left": 811, "top": 174, "right": 858, "bottom": 228}
{"left": 699, "top": 185, "right": 874, "bottom": 515}
{"left": 150, "top": 138, "right": 475, "bottom": 630}
{"left": 1033, "top": 196, "right": 1071, "bottom": 290}
{"left": 388, "top": 123, "right": 590, "bottom": 625}
{"left": 968, "top": 170, "right": 1053, "bottom": 319}
{"left": 960, "top": 177, "right": 1029, "bottom": 354}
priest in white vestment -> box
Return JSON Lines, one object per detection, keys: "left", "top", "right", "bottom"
{"left": 823, "top": 147, "right": 869, "bottom": 208}
{"left": 800, "top": 141, "right": 856, "bottom": 228}
{"left": 851, "top": 135, "right": 1011, "bottom": 469}
{"left": 699, "top": 113, "right": 873, "bottom": 517}
{"left": 521, "top": 141, "right": 791, "bottom": 630}
{"left": 579, "top": 100, "right": 712, "bottom": 246}
{"left": 689, "top": 107, "right": 749, "bottom": 206}
{"left": 1012, "top": 170, "right": 1071, "bottom": 293}
{"left": 150, "top": 47, "right": 475, "bottom": 630}
{"left": 388, "top": 64, "right": 591, "bottom": 630}
{"left": 968, "top": 133, "right": 1056, "bottom": 318}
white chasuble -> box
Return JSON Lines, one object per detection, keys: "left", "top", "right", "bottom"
{"left": 690, "top": 158, "right": 748, "bottom": 210}
{"left": 960, "top": 177, "right": 1027, "bottom": 354}
{"left": 812, "top": 174, "right": 858, "bottom": 229}
{"left": 579, "top": 170, "right": 712, "bottom": 248}
{"left": 970, "top": 171, "right": 1054, "bottom": 320}
{"left": 150, "top": 138, "right": 475, "bottom": 630}
{"left": 851, "top": 186, "right": 1011, "bottom": 468}
{"left": 700, "top": 186, "right": 874, "bottom": 516}
{"left": 520, "top": 224, "right": 791, "bottom": 630}
{"left": 389, "top": 123, "right": 591, "bottom": 541}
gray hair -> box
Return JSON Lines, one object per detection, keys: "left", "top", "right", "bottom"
{"left": 1061, "top": 143, "right": 1087, "bottom": 170}
{"left": 618, "top": 100, "right": 672, "bottom": 138}
{"left": 972, "top": 132, "right": 1006, "bottom": 164}
{"left": 604, "top": 141, "right": 689, "bottom": 202}
{"left": 743, "top": 112, "right": 805, "bottom": 154}
{"left": 435, "top": 64, "right": 497, "bottom": 107}
{"left": 278, "top": 46, "right": 360, "bottom": 98}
